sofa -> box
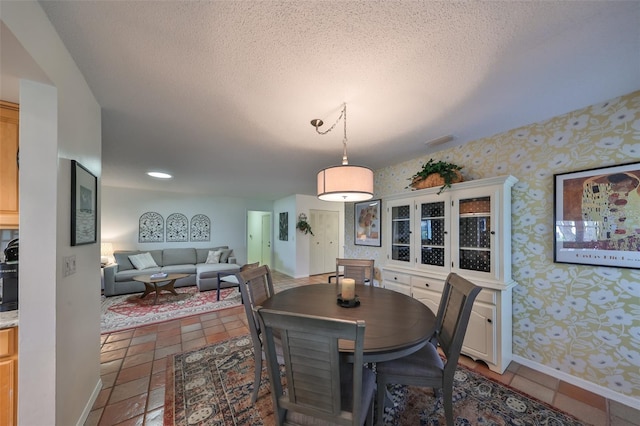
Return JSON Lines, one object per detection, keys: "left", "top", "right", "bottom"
{"left": 103, "top": 246, "right": 241, "bottom": 297}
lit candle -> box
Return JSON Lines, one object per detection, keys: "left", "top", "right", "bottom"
{"left": 341, "top": 278, "right": 356, "bottom": 301}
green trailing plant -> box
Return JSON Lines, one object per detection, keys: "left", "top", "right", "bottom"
{"left": 408, "top": 159, "right": 463, "bottom": 194}
{"left": 296, "top": 219, "right": 314, "bottom": 235}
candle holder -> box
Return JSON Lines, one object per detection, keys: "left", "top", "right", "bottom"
{"left": 337, "top": 294, "right": 360, "bottom": 308}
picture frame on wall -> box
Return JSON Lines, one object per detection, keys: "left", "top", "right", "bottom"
{"left": 71, "top": 160, "right": 97, "bottom": 246}
{"left": 354, "top": 199, "right": 381, "bottom": 247}
{"left": 279, "top": 212, "right": 288, "bottom": 241}
{"left": 554, "top": 162, "right": 640, "bottom": 269}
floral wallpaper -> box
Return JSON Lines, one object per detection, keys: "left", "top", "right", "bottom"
{"left": 346, "top": 90, "right": 640, "bottom": 401}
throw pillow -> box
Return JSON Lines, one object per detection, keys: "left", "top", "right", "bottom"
{"left": 129, "top": 252, "right": 158, "bottom": 270}
{"left": 219, "top": 248, "right": 232, "bottom": 263}
{"left": 206, "top": 250, "right": 222, "bottom": 264}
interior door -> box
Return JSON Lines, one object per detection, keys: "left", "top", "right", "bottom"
{"left": 309, "top": 209, "right": 339, "bottom": 275}
{"left": 261, "top": 213, "right": 271, "bottom": 267}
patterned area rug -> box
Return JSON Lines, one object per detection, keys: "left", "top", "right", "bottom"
{"left": 100, "top": 286, "right": 241, "bottom": 334}
{"left": 165, "top": 335, "right": 589, "bottom": 426}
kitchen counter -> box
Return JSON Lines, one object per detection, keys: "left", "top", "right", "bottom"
{"left": 0, "top": 310, "right": 18, "bottom": 329}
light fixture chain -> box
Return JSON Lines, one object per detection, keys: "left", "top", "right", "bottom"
{"left": 313, "top": 103, "right": 346, "bottom": 136}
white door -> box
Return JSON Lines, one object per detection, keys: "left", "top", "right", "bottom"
{"left": 261, "top": 214, "right": 271, "bottom": 267}
{"left": 309, "top": 209, "right": 339, "bottom": 275}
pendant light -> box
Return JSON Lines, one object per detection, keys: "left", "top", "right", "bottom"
{"left": 312, "top": 103, "right": 374, "bottom": 202}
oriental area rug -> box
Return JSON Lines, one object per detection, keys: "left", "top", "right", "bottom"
{"left": 100, "top": 287, "right": 241, "bottom": 334}
{"left": 165, "top": 335, "right": 589, "bottom": 426}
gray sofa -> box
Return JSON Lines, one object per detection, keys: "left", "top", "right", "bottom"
{"left": 103, "top": 246, "right": 240, "bottom": 297}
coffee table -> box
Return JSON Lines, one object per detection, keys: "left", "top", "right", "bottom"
{"left": 132, "top": 273, "right": 190, "bottom": 304}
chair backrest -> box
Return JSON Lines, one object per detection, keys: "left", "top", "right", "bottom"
{"left": 237, "top": 265, "right": 275, "bottom": 340}
{"left": 336, "top": 258, "right": 375, "bottom": 285}
{"left": 256, "top": 307, "right": 367, "bottom": 426}
{"left": 240, "top": 261, "right": 260, "bottom": 272}
{"left": 434, "top": 273, "right": 482, "bottom": 376}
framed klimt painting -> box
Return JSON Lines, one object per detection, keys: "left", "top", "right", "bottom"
{"left": 355, "top": 199, "right": 381, "bottom": 246}
{"left": 71, "top": 160, "right": 97, "bottom": 246}
{"left": 554, "top": 162, "right": 640, "bottom": 268}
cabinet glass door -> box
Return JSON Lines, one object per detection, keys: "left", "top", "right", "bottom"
{"left": 458, "top": 196, "right": 491, "bottom": 273}
{"left": 419, "top": 201, "right": 446, "bottom": 267}
{"left": 390, "top": 204, "right": 411, "bottom": 263}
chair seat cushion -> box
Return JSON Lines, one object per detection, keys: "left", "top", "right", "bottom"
{"left": 376, "top": 342, "right": 444, "bottom": 378}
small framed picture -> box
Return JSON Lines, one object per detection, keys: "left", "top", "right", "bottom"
{"left": 279, "top": 212, "right": 288, "bottom": 241}
{"left": 354, "top": 199, "right": 381, "bottom": 247}
{"left": 554, "top": 162, "right": 640, "bottom": 268}
{"left": 71, "top": 160, "right": 97, "bottom": 246}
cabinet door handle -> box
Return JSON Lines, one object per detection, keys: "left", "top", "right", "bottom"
{"left": 393, "top": 276, "right": 398, "bottom": 280}
{"left": 424, "top": 283, "right": 429, "bottom": 288}
{"left": 487, "top": 318, "right": 492, "bottom": 324}
{"left": 490, "top": 231, "right": 495, "bottom": 235}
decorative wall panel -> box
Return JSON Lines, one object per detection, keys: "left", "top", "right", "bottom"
{"left": 190, "top": 214, "right": 211, "bottom": 242}
{"left": 166, "top": 213, "right": 188, "bottom": 242}
{"left": 139, "top": 212, "right": 164, "bottom": 243}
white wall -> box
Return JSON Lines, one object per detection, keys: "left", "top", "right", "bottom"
{"left": 2, "top": 2, "right": 102, "bottom": 424}
{"left": 102, "top": 186, "right": 273, "bottom": 265}
{"left": 272, "top": 196, "right": 297, "bottom": 276}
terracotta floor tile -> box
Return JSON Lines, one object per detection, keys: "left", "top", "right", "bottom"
{"left": 156, "top": 319, "right": 182, "bottom": 331}
{"left": 116, "top": 361, "right": 153, "bottom": 385}
{"left": 102, "top": 339, "right": 131, "bottom": 352}
{"left": 557, "top": 380, "right": 607, "bottom": 411}
{"left": 99, "top": 393, "right": 147, "bottom": 425}
{"left": 553, "top": 393, "right": 607, "bottom": 425}
{"left": 509, "top": 375, "right": 555, "bottom": 404}
{"left": 133, "top": 324, "right": 159, "bottom": 336}
{"left": 228, "top": 326, "right": 250, "bottom": 337}
{"left": 126, "top": 341, "right": 156, "bottom": 356}
{"left": 156, "top": 327, "right": 181, "bottom": 339}
{"left": 113, "top": 414, "right": 144, "bottom": 426}
{"left": 223, "top": 319, "right": 245, "bottom": 331}
{"left": 154, "top": 343, "right": 182, "bottom": 360}
{"left": 101, "top": 359, "right": 123, "bottom": 376}
{"left": 101, "top": 348, "right": 127, "bottom": 363}
{"left": 179, "top": 315, "right": 200, "bottom": 326}
{"left": 85, "top": 408, "right": 103, "bottom": 426}
{"left": 130, "top": 333, "right": 157, "bottom": 346}
{"left": 144, "top": 407, "right": 164, "bottom": 425}
{"left": 109, "top": 377, "right": 150, "bottom": 404}
{"left": 516, "top": 365, "right": 559, "bottom": 390}
{"left": 199, "top": 311, "right": 220, "bottom": 322}
{"left": 181, "top": 322, "right": 202, "bottom": 333}
{"left": 100, "top": 372, "right": 118, "bottom": 389}
{"left": 92, "top": 387, "right": 112, "bottom": 410}
{"left": 147, "top": 387, "right": 165, "bottom": 411}
{"left": 121, "top": 352, "right": 155, "bottom": 369}
{"left": 474, "top": 363, "right": 514, "bottom": 386}
{"left": 149, "top": 371, "right": 166, "bottom": 390}
{"left": 182, "top": 337, "right": 207, "bottom": 351}
{"left": 181, "top": 329, "right": 205, "bottom": 342}
{"left": 156, "top": 333, "right": 181, "bottom": 348}
{"left": 205, "top": 331, "right": 230, "bottom": 344}
{"left": 203, "top": 324, "right": 226, "bottom": 335}
{"left": 152, "top": 358, "right": 167, "bottom": 374}
{"left": 105, "top": 330, "right": 134, "bottom": 343}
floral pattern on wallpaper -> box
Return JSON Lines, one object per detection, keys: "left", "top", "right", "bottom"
{"left": 348, "top": 90, "right": 640, "bottom": 399}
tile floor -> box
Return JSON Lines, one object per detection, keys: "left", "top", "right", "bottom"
{"left": 87, "top": 272, "right": 639, "bottom": 426}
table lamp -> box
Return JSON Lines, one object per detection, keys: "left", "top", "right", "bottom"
{"left": 100, "top": 242, "right": 114, "bottom": 265}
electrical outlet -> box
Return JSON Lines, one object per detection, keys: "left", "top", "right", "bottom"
{"left": 64, "top": 255, "right": 76, "bottom": 276}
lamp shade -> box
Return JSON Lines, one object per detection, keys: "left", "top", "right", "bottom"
{"left": 317, "top": 165, "right": 374, "bottom": 202}
{"left": 100, "top": 242, "right": 114, "bottom": 264}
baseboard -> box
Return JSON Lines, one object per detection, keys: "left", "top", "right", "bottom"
{"left": 76, "top": 378, "right": 102, "bottom": 426}
{"left": 512, "top": 355, "right": 639, "bottom": 410}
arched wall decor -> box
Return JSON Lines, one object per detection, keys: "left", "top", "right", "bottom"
{"left": 190, "top": 214, "right": 211, "bottom": 242}
{"left": 166, "top": 213, "right": 188, "bottom": 242}
{"left": 139, "top": 212, "right": 164, "bottom": 243}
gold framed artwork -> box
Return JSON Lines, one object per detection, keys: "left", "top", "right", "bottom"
{"left": 355, "top": 199, "right": 381, "bottom": 247}
{"left": 554, "top": 162, "right": 640, "bottom": 268}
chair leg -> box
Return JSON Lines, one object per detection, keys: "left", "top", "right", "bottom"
{"left": 442, "top": 384, "right": 454, "bottom": 426}
{"left": 251, "top": 342, "right": 262, "bottom": 403}
{"left": 375, "top": 378, "right": 387, "bottom": 426}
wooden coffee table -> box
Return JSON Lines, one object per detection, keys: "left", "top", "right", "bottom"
{"left": 132, "top": 273, "right": 190, "bottom": 304}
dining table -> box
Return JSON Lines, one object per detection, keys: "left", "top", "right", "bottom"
{"left": 260, "top": 283, "right": 437, "bottom": 363}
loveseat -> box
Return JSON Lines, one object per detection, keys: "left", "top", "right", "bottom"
{"left": 103, "top": 246, "right": 240, "bottom": 297}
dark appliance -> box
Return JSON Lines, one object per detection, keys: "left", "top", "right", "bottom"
{"left": 1, "top": 239, "right": 19, "bottom": 311}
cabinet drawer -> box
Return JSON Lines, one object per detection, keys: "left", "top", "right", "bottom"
{"left": 382, "top": 270, "right": 411, "bottom": 285}
{"left": 0, "top": 328, "right": 16, "bottom": 358}
{"left": 410, "top": 275, "right": 445, "bottom": 293}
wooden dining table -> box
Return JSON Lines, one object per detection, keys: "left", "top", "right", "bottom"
{"left": 260, "top": 283, "right": 437, "bottom": 362}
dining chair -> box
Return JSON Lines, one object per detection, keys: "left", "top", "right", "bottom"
{"left": 375, "top": 272, "right": 482, "bottom": 426}
{"left": 236, "top": 264, "right": 277, "bottom": 403}
{"left": 216, "top": 261, "right": 260, "bottom": 301}
{"left": 255, "top": 306, "right": 376, "bottom": 426}
{"left": 329, "top": 258, "right": 375, "bottom": 286}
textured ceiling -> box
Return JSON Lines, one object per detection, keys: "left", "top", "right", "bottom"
{"left": 17, "top": 2, "right": 640, "bottom": 199}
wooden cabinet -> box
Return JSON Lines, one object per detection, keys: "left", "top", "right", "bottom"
{"left": 382, "top": 175, "right": 517, "bottom": 373}
{"left": 0, "top": 101, "right": 19, "bottom": 229}
{"left": 0, "top": 327, "right": 17, "bottom": 426}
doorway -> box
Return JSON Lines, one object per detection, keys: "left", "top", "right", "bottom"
{"left": 308, "top": 209, "right": 339, "bottom": 275}
{"left": 247, "top": 210, "right": 272, "bottom": 267}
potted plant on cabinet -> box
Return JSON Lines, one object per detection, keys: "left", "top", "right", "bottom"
{"left": 408, "top": 159, "right": 463, "bottom": 194}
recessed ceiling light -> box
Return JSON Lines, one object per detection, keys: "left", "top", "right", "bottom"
{"left": 147, "top": 171, "right": 172, "bottom": 179}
